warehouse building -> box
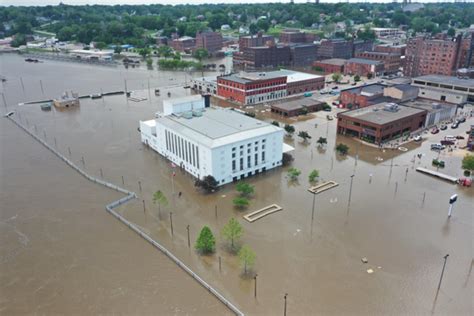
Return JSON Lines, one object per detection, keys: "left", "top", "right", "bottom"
{"left": 411, "top": 75, "right": 474, "bottom": 104}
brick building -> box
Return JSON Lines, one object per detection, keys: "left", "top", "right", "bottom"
{"left": 374, "top": 43, "right": 406, "bottom": 56}
{"left": 279, "top": 29, "right": 317, "bottom": 44}
{"left": 313, "top": 58, "right": 346, "bottom": 74}
{"left": 317, "top": 39, "right": 353, "bottom": 59}
{"left": 355, "top": 51, "right": 402, "bottom": 74}
{"left": 217, "top": 70, "right": 324, "bottom": 105}
{"left": 217, "top": 72, "right": 288, "bottom": 105}
{"left": 289, "top": 44, "right": 318, "bottom": 67}
{"left": 353, "top": 39, "right": 374, "bottom": 55}
{"left": 337, "top": 102, "right": 427, "bottom": 144}
{"left": 339, "top": 83, "right": 387, "bottom": 108}
{"left": 238, "top": 33, "right": 274, "bottom": 50}
{"left": 170, "top": 36, "right": 196, "bottom": 52}
{"left": 344, "top": 58, "right": 384, "bottom": 77}
{"left": 195, "top": 30, "right": 223, "bottom": 53}
{"left": 238, "top": 45, "right": 291, "bottom": 69}
{"left": 271, "top": 98, "right": 324, "bottom": 117}
{"left": 405, "top": 35, "right": 463, "bottom": 77}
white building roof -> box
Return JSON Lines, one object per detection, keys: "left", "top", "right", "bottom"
{"left": 156, "top": 107, "right": 282, "bottom": 148}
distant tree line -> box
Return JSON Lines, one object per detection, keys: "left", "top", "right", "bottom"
{"left": 2, "top": 3, "right": 474, "bottom": 48}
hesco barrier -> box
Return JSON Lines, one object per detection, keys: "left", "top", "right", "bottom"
{"left": 6, "top": 115, "right": 244, "bottom": 316}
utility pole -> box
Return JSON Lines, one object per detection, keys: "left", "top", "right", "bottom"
{"left": 142, "top": 199, "right": 146, "bottom": 212}
{"left": 284, "top": 293, "right": 288, "bottom": 316}
{"left": 348, "top": 174, "right": 355, "bottom": 206}
{"left": 311, "top": 193, "right": 316, "bottom": 220}
{"left": 169, "top": 212, "right": 174, "bottom": 236}
{"left": 437, "top": 254, "right": 449, "bottom": 291}
{"left": 254, "top": 274, "right": 258, "bottom": 298}
{"left": 186, "top": 225, "right": 190, "bottom": 248}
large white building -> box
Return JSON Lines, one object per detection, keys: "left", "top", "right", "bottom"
{"left": 140, "top": 95, "right": 291, "bottom": 186}
{"left": 412, "top": 75, "right": 474, "bottom": 104}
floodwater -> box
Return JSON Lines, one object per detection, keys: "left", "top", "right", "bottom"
{"left": 1, "top": 54, "right": 473, "bottom": 315}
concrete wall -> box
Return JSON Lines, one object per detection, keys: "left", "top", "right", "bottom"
{"left": 417, "top": 86, "right": 467, "bottom": 104}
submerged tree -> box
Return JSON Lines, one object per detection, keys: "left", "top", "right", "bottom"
{"left": 233, "top": 197, "right": 249, "bottom": 209}
{"left": 287, "top": 167, "right": 301, "bottom": 181}
{"left": 195, "top": 226, "right": 216, "bottom": 254}
{"left": 298, "top": 131, "right": 312, "bottom": 142}
{"left": 195, "top": 175, "right": 218, "bottom": 193}
{"left": 284, "top": 124, "right": 295, "bottom": 137}
{"left": 308, "top": 169, "right": 320, "bottom": 183}
{"left": 152, "top": 190, "right": 168, "bottom": 214}
{"left": 236, "top": 181, "right": 254, "bottom": 198}
{"left": 238, "top": 245, "right": 256, "bottom": 275}
{"left": 336, "top": 143, "right": 349, "bottom": 155}
{"left": 221, "top": 217, "right": 243, "bottom": 251}
{"left": 317, "top": 137, "right": 328, "bottom": 147}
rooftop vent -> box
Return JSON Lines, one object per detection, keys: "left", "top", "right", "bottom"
{"left": 383, "top": 103, "right": 399, "bottom": 112}
{"left": 432, "top": 103, "right": 441, "bottom": 109}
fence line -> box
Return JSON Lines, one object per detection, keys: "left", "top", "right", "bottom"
{"left": 6, "top": 115, "right": 244, "bottom": 316}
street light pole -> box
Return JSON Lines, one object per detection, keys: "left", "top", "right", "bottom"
{"left": 186, "top": 225, "right": 190, "bottom": 248}
{"left": 254, "top": 274, "right": 258, "bottom": 298}
{"left": 311, "top": 193, "right": 316, "bottom": 220}
{"left": 437, "top": 254, "right": 449, "bottom": 291}
{"left": 284, "top": 293, "right": 288, "bottom": 316}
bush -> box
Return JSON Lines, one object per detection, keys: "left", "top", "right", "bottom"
{"left": 271, "top": 120, "right": 280, "bottom": 127}
{"left": 284, "top": 124, "right": 295, "bottom": 136}
{"left": 195, "top": 175, "right": 218, "bottom": 193}
{"left": 309, "top": 169, "right": 319, "bottom": 182}
{"left": 195, "top": 226, "right": 216, "bottom": 254}
{"left": 287, "top": 167, "right": 301, "bottom": 180}
{"left": 233, "top": 197, "right": 249, "bottom": 209}
{"left": 236, "top": 182, "right": 254, "bottom": 198}
{"left": 322, "top": 103, "right": 331, "bottom": 111}
{"left": 282, "top": 152, "right": 294, "bottom": 166}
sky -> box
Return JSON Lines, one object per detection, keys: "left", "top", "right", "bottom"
{"left": 2, "top": 0, "right": 471, "bottom": 6}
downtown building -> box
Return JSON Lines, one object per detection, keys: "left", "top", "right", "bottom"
{"left": 216, "top": 70, "right": 324, "bottom": 105}
{"left": 355, "top": 51, "right": 402, "bottom": 74}
{"left": 139, "top": 95, "right": 289, "bottom": 186}
{"left": 195, "top": 30, "right": 223, "bottom": 54}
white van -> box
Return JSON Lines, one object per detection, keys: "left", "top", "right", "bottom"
{"left": 445, "top": 135, "right": 456, "bottom": 141}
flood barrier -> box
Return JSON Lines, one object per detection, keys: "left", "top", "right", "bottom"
{"left": 416, "top": 167, "right": 458, "bottom": 184}
{"left": 5, "top": 115, "right": 244, "bottom": 316}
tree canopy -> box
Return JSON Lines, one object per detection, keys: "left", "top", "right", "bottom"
{"left": 195, "top": 226, "right": 216, "bottom": 254}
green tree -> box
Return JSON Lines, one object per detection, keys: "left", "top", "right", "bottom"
{"left": 157, "top": 45, "right": 173, "bottom": 58}
{"left": 284, "top": 124, "right": 295, "bottom": 137}
{"left": 309, "top": 169, "right": 319, "bottom": 183}
{"left": 233, "top": 197, "right": 249, "bottom": 209}
{"left": 238, "top": 245, "right": 256, "bottom": 274}
{"left": 152, "top": 190, "right": 168, "bottom": 214}
{"left": 317, "top": 137, "right": 327, "bottom": 147}
{"left": 282, "top": 153, "right": 294, "bottom": 166}
{"left": 249, "top": 23, "right": 259, "bottom": 35}
{"left": 195, "top": 226, "right": 216, "bottom": 254}
{"left": 447, "top": 27, "right": 456, "bottom": 37}
{"left": 94, "top": 41, "right": 107, "bottom": 50}
{"left": 336, "top": 143, "right": 349, "bottom": 155}
{"left": 114, "top": 45, "right": 123, "bottom": 54}
{"left": 193, "top": 48, "right": 209, "bottom": 62}
{"left": 354, "top": 75, "right": 361, "bottom": 82}
{"left": 256, "top": 18, "right": 270, "bottom": 32}
{"left": 221, "top": 218, "right": 243, "bottom": 251}
{"left": 332, "top": 73, "right": 342, "bottom": 83}
{"left": 462, "top": 154, "right": 474, "bottom": 172}
{"left": 287, "top": 167, "right": 301, "bottom": 181}
{"left": 271, "top": 120, "right": 280, "bottom": 127}
{"left": 298, "top": 131, "right": 312, "bottom": 142}
{"left": 138, "top": 47, "right": 151, "bottom": 59}
{"left": 146, "top": 58, "right": 153, "bottom": 67}
{"left": 236, "top": 182, "right": 254, "bottom": 198}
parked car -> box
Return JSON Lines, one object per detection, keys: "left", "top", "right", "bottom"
{"left": 332, "top": 86, "right": 339, "bottom": 90}
{"left": 440, "top": 125, "right": 447, "bottom": 130}
{"left": 414, "top": 135, "right": 422, "bottom": 142}
{"left": 457, "top": 117, "right": 466, "bottom": 123}
{"left": 451, "top": 122, "right": 459, "bottom": 129}
{"left": 431, "top": 144, "right": 445, "bottom": 151}
{"left": 332, "top": 101, "right": 338, "bottom": 106}
{"left": 441, "top": 140, "right": 455, "bottom": 146}
{"left": 326, "top": 115, "right": 333, "bottom": 120}
{"left": 456, "top": 135, "right": 465, "bottom": 140}
{"left": 431, "top": 127, "right": 439, "bottom": 134}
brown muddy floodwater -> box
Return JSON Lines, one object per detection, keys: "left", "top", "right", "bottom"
{"left": 1, "top": 54, "right": 473, "bottom": 315}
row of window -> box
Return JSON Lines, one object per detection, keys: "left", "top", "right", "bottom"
{"left": 232, "top": 152, "right": 266, "bottom": 172}
{"left": 165, "top": 130, "right": 200, "bottom": 170}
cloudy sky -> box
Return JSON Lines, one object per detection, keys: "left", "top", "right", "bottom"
{"left": 1, "top": 0, "right": 467, "bottom": 6}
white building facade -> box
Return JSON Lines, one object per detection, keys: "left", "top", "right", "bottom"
{"left": 140, "top": 96, "right": 288, "bottom": 186}
{"left": 412, "top": 75, "right": 474, "bottom": 104}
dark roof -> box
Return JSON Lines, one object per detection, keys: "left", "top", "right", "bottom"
{"left": 391, "top": 84, "right": 418, "bottom": 93}
{"left": 341, "top": 83, "right": 386, "bottom": 95}
{"left": 317, "top": 58, "right": 347, "bottom": 66}
{"left": 271, "top": 98, "right": 324, "bottom": 111}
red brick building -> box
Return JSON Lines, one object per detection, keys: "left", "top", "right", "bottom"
{"left": 344, "top": 58, "right": 384, "bottom": 77}
{"left": 374, "top": 43, "right": 406, "bottom": 56}
{"left": 217, "top": 70, "right": 324, "bottom": 105}
{"left": 170, "top": 36, "right": 196, "bottom": 52}
{"left": 217, "top": 72, "right": 287, "bottom": 105}
{"left": 195, "top": 30, "right": 223, "bottom": 53}
{"left": 313, "top": 58, "right": 346, "bottom": 74}
{"left": 337, "top": 102, "right": 427, "bottom": 144}
{"left": 355, "top": 51, "right": 402, "bottom": 73}
{"left": 339, "top": 83, "right": 386, "bottom": 108}
{"left": 405, "top": 35, "right": 462, "bottom": 77}
{"left": 238, "top": 32, "right": 274, "bottom": 50}
{"left": 279, "top": 29, "right": 317, "bottom": 44}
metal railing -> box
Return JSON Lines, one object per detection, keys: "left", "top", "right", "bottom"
{"left": 5, "top": 115, "right": 244, "bottom": 316}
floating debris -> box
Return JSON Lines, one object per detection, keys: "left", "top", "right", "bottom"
{"left": 361, "top": 257, "right": 368, "bottom": 264}
{"left": 367, "top": 268, "right": 374, "bottom": 274}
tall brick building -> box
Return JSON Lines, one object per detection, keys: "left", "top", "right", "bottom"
{"left": 238, "top": 33, "right": 274, "bottom": 50}
{"left": 317, "top": 39, "right": 353, "bottom": 59}
{"left": 279, "top": 29, "right": 317, "bottom": 44}
{"left": 195, "top": 30, "right": 223, "bottom": 53}
{"left": 405, "top": 35, "right": 463, "bottom": 77}
{"left": 355, "top": 51, "right": 402, "bottom": 73}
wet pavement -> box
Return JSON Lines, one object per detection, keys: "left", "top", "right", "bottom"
{"left": 1, "top": 54, "right": 472, "bottom": 315}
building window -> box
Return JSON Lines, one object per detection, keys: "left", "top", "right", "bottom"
{"left": 232, "top": 153, "right": 236, "bottom": 158}
{"left": 262, "top": 151, "right": 265, "bottom": 162}
{"left": 232, "top": 160, "right": 236, "bottom": 171}
{"left": 240, "top": 158, "right": 243, "bottom": 171}
{"left": 255, "top": 153, "right": 258, "bottom": 165}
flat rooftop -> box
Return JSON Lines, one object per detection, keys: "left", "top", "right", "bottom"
{"left": 413, "top": 75, "right": 474, "bottom": 89}
{"left": 402, "top": 98, "right": 456, "bottom": 113}
{"left": 219, "top": 70, "right": 322, "bottom": 84}
{"left": 156, "top": 107, "right": 280, "bottom": 148}
{"left": 317, "top": 58, "right": 347, "bottom": 66}
{"left": 346, "top": 58, "right": 383, "bottom": 65}
{"left": 271, "top": 98, "right": 323, "bottom": 111}
{"left": 340, "top": 102, "right": 426, "bottom": 125}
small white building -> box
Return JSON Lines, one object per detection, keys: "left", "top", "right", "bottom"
{"left": 140, "top": 95, "right": 290, "bottom": 186}
{"left": 190, "top": 76, "right": 218, "bottom": 94}
{"left": 70, "top": 49, "right": 113, "bottom": 61}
